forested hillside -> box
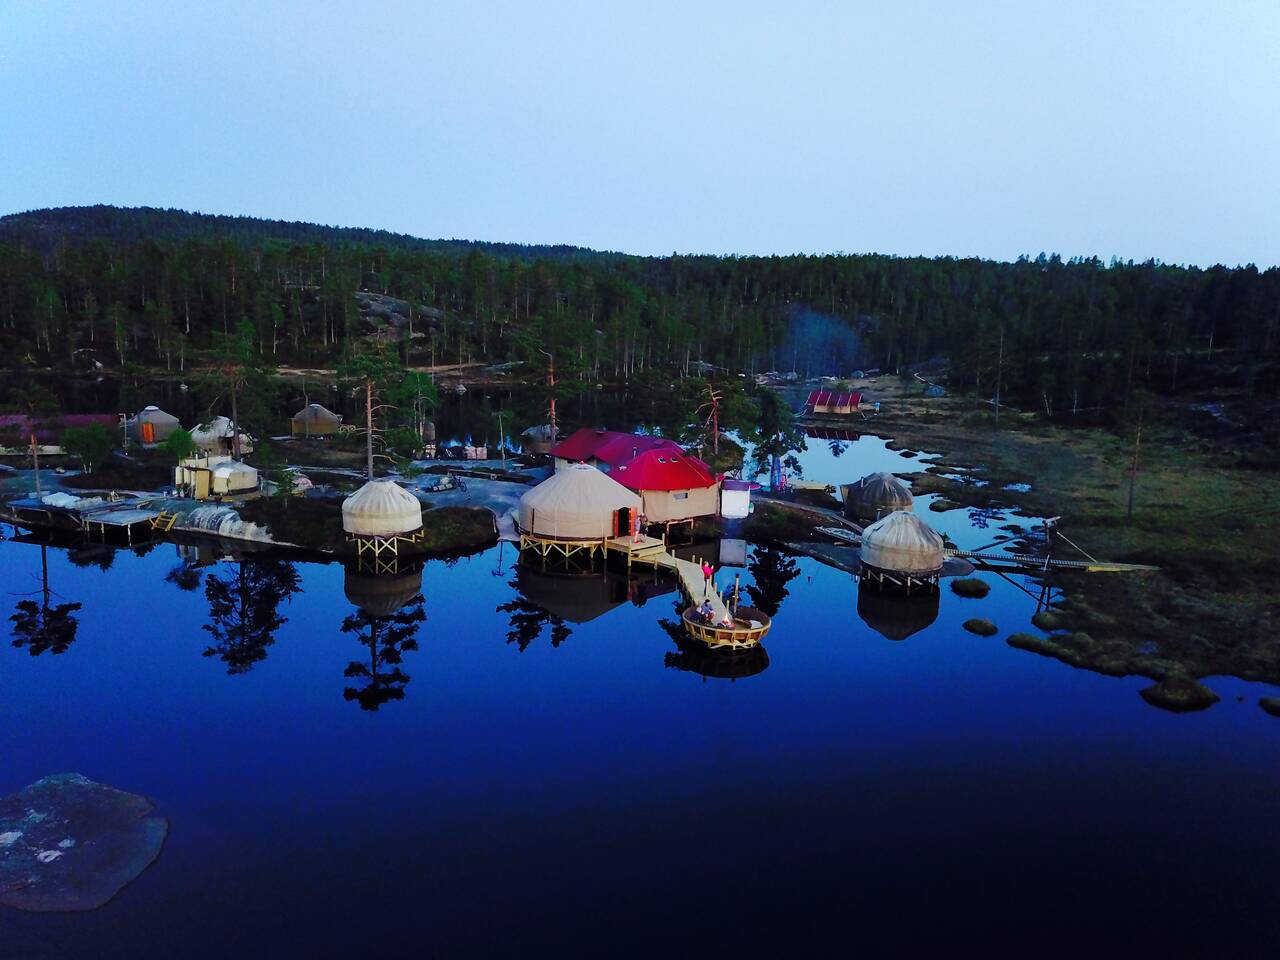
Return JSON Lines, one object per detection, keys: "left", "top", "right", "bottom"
{"left": 1, "top": 206, "right": 1277, "bottom": 416}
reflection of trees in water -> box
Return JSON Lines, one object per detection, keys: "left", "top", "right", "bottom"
{"left": 201, "top": 559, "right": 301, "bottom": 674}
{"left": 9, "top": 546, "right": 81, "bottom": 656}
{"left": 745, "top": 545, "right": 802, "bottom": 616}
{"left": 166, "top": 562, "right": 204, "bottom": 591}
{"left": 67, "top": 544, "right": 114, "bottom": 571}
{"left": 341, "top": 595, "right": 425, "bottom": 710}
{"left": 968, "top": 506, "right": 1004, "bottom": 530}
{"left": 497, "top": 586, "right": 571, "bottom": 651}
{"left": 828, "top": 439, "right": 848, "bottom": 458}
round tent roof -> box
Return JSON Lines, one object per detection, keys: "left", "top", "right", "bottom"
{"left": 342, "top": 479, "right": 423, "bottom": 536}
{"left": 856, "top": 589, "right": 940, "bottom": 641}
{"left": 211, "top": 460, "right": 258, "bottom": 482}
{"left": 859, "top": 510, "right": 945, "bottom": 574}
{"left": 293, "top": 403, "right": 342, "bottom": 424}
{"left": 842, "top": 472, "right": 913, "bottom": 521}
{"left": 135, "top": 405, "right": 180, "bottom": 426}
{"left": 518, "top": 463, "right": 641, "bottom": 540}
{"left": 192, "top": 416, "right": 252, "bottom": 450}
{"left": 344, "top": 567, "right": 423, "bottom": 616}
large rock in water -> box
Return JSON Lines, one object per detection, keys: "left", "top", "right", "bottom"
{"left": 1139, "top": 677, "right": 1221, "bottom": 714}
{"left": 0, "top": 773, "right": 167, "bottom": 911}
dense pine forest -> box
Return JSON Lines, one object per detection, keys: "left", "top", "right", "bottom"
{"left": 2, "top": 206, "right": 1277, "bottom": 417}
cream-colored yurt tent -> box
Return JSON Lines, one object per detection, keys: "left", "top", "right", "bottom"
{"left": 518, "top": 463, "right": 641, "bottom": 541}
{"left": 842, "top": 472, "right": 913, "bottom": 523}
{"left": 292, "top": 403, "right": 343, "bottom": 437}
{"left": 342, "top": 479, "right": 424, "bottom": 537}
{"left": 191, "top": 416, "right": 254, "bottom": 456}
{"left": 859, "top": 510, "right": 944, "bottom": 576}
{"left": 127, "top": 405, "right": 181, "bottom": 446}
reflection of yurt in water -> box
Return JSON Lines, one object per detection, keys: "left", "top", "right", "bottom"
{"left": 126, "top": 405, "right": 181, "bottom": 446}
{"left": 514, "top": 565, "right": 625, "bottom": 624}
{"left": 191, "top": 416, "right": 254, "bottom": 456}
{"left": 858, "top": 510, "right": 945, "bottom": 593}
{"left": 291, "top": 403, "right": 343, "bottom": 437}
{"left": 856, "top": 589, "right": 940, "bottom": 641}
{"left": 842, "top": 472, "right": 913, "bottom": 522}
{"left": 343, "top": 479, "right": 425, "bottom": 560}
{"left": 344, "top": 566, "right": 424, "bottom": 616}
{"left": 518, "top": 463, "right": 641, "bottom": 542}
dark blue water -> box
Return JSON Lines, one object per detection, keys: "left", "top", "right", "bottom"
{"left": 2, "top": 530, "right": 1278, "bottom": 957}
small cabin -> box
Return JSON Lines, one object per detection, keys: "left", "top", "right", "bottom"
{"left": 720, "top": 478, "right": 754, "bottom": 519}
{"left": 805, "top": 390, "right": 862, "bottom": 416}
{"left": 175, "top": 455, "right": 260, "bottom": 500}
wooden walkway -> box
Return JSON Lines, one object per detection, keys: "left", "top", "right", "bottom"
{"left": 605, "top": 536, "right": 730, "bottom": 620}
{"left": 813, "top": 526, "right": 1159, "bottom": 573}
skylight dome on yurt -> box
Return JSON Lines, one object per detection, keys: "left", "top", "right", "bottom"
{"left": 342, "top": 479, "right": 423, "bottom": 537}
{"left": 859, "top": 510, "right": 945, "bottom": 576}
{"left": 518, "top": 463, "right": 641, "bottom": 541}
{"left": 842, "top": 472, "right": 913, "bottom": 522}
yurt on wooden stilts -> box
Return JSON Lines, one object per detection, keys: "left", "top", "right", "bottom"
{"left": 517, "top": 463, "right": 641, "bottom": 562}
{"left": 858, "top": 510, "right": 944, "bottom": 594}
{"left": 342, "top": 479, "right": 425, "bottom": 568}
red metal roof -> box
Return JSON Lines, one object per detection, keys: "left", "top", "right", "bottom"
{"left": 551, "top": 428, "right": 680, "bottom": 464}
{"left": 805, "top": 390, "right": 862, "bottom": 409}
{"left": 550, "top": 428, "right": 717, "bottom": 491}
{"left": 611, "top": 448, "right": 717, "bottom": 491}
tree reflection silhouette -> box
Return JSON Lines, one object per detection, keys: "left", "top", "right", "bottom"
{"left": 201, "top": 558, "right": 301, "bottom": 674}
{"left": 341, "top": 595, "right": 425, "bottom": 710}
{"left": 9, "top": 545, "right": 81, "bottom": 656}
{"left": 165, "top": 562, "right": 204, "bottom": 591}
{"left": 496, "top": 589, "right": 571, "bottom": 651}
{"left": 744, "top": 545, "right": 802, "bottom": 616}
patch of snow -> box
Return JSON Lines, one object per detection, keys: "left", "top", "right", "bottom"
{"left": 0, "top": 831, "right": 22, "bottom": 846}
{"left": 36, "top": 850, "right": 63, "bottom": 863}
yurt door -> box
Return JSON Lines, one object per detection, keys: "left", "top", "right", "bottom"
{"left": 194, "top": 470, "right": 211, "bottom": 501}
{"left": 141, "top": 422, "right": 155, "bottom": 444}
{"left": 615, "top": 507, "right": 632, "bottom": 537}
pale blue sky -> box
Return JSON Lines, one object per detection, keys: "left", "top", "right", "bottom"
{"left": 2, "top": 1, "right": 1276, "bottom": 265}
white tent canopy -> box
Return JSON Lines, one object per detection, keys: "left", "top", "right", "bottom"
{"left": 518, "top": 463, "right": 641, "bottom": 540}
{"left": 342, "top": 479, "right": 423, "bottom": 537}
{"left": 191, "top": 416, "right": 254, "bottom": 454}
{"left": 859, "top": 510, "right": 944, "bottom": 574}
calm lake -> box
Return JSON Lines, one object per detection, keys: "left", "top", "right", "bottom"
{"left": 3, "top": 429, "right": 1279, "bottom": 955}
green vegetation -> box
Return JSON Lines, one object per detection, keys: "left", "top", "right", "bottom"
{"left": 740, "top": 502, "right": 824, "bottom": 543}
{"left": 950, "top": 578, "right": 990, "bottom": 598}
{"left": 962, "top": 618, "right": 998, "bottom": 636}
{"left": 419, "top": 505, "right": 496, "bottom": 554}
{"left": 1031, "top": 609, "right": 1067, "bottom": 631}
{"left": 161, "top": 428, "right": 197, "bottom": 463}
{"left": 61, "top": 423, "right": 112, "bottom": 472}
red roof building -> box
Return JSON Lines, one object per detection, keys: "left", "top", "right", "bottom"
{"left": 551, "top": 428, "right": 721, "bottom": 524}
{"left": 0, "top": 413, "right": 118, "bottom": 445}
{"left": 804, "top": 390, "right": 862, "bottom": 415}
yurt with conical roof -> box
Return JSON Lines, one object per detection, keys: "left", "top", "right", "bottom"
{"left": 343, "top": 479, "right": 425, "bottom": 561}
{"left": 858, "top": 510, "right": 945, "bottom": 593}
{"left": 191, "top": 416, "right": 254, "bottom": 456}
{"left": 126, "top": 405, "right": 181, "bottom": 447}
{"left": 517, "top": 463, "right": 641, "bottom": 558}
{"left": 841, "top": 472, "right": 913, "bottom": 522}
{"left": 292, "top": 403, "right": 343, "bottom": 437}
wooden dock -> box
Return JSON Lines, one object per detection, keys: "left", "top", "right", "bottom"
{"left": 813, "top": 526, "right": 1158, "bottom": 573}
{"left": 604, "top": 535, "right": 731, "bottom": 620}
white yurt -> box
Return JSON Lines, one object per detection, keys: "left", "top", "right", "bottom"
{"left": 342, "top": 479, "right": 424, "bottom": 538}
{"left": 191, "top": 416, "right": 254, "bottom": 456}
{"left": 174, "top": 455, "right": 259, "bottom": 499}
{"left": 211, "top": 459, "right": 259, "bottom": 495}
{"left": 842, "top": 472, "right": 914, "bottom": 522}
{"left": 127, "top": 405, "right": 181, "bottom": 446}
{"left": 859, "top": 510, "right": 945, "bottom": 591}
{"left": 518, "top": 463, "right": 641, "bottom": 541}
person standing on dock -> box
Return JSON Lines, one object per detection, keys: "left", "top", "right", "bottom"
{"left": 702, "top": 561, "right": 714, "bottom": 598}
